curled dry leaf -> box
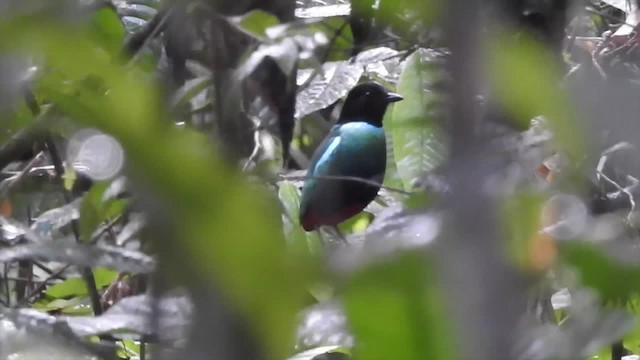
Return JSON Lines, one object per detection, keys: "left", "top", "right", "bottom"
{"left": 296, "top": 47, "right": 403, "bottom": 120}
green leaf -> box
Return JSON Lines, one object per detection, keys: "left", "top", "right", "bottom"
{"left": 501, "top": 191, "right": 550, "bottom": 273}
{"left": 79, "top": 181, "right": 127, "bottom": 242}
{"left": 343, "top": 252, "right": 454, "bottom": 360}
{"left": 44, "top": 268, "right": 118, "bottom": 299}
{"left": 93, "top": 267, "right": 119, "bottom": 287}
{"left": 391, "top": 49, "right": 446, "bottom": 190}
{"left": 622, "top": 296, "right": 640, "bottom": 356}
{"left": 381, "top": 108, "right": 404, "bottom": 191}
{"left": 341, "top": 212, "right": 372, "bottom": 233}
{"left": 44, "top": 278, "right": 87, "bottom": 298}
{"left": 235, "top": 10, "right": 280, "bottom": 39}
{"left": 278, "top": 180, "right": 322, "bottom": 257}
{"left": 560, "top": 241, "right": 640, "bottom": 300}
{"left": 89, "top": 6, "right": 125, "bottom": 57}
{"left": 489, "top": 33, "right": 585, "bottom": 160}
{"left": 33, "top": 297, "right": 83, "bottom": 312}
{"left": 117, "top": 339, "right": 140, "bottom": 359}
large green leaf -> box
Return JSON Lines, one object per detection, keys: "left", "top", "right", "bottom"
{"left": 43, "top": 268, "right": 117, "bottom": 299}
{"left": 489, "top": 34, "right": 584, "bottom": 160}
{"left": 381, "top": 106, "right": 404, "bottom": 191}
{"left": 501, "top": 191, "right": 550, "bottom": 273}
{"left": 89, "top": 6, "right": 125, "bottom": 57}
{"left": 390, "top": 49, "right": 446, "bottom": 190}
{"left": 343, "top": 252, "right": 455, "bottom": 360}
{"left": 559, "top": 241, "right": 640, "bottom": 301}
{"left": 233, "top": 9, "right": 280, "bottom": 40}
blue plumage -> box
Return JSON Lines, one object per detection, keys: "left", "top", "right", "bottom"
{"left": 299, "top": 83, "right": 402, "bottom": 231}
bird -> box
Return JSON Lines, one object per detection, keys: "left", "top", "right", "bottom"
{"left": 299, "top": 82, "right": 403, "bottom": 232}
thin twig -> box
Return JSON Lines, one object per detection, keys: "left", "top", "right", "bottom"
{"left": 18, "top": 264, "right": 70, "bottom": 305}
{"left": 4, "top": 276, "right": 47, "bottom": 283}
{"left": 89, "top": 214, "right": 124, "bottom": 245}
{"left": 570, "top": 36, "right": 604, "bottom": 42}
{"left": 32, "top": 261, "right": 67, "bottom": 281}
{"left": 123, "top": 5, "right": 171, "bottom": 54}
{"left": 3, "top": 263, "right": 10, "bottom": 306}
{"left": 242, "top": 119, "right": 263, "bottom": 172}
{"left": 279, "top": 174, "right": 412, "bottom": 195}
{"left": 0, "top": 125, "right": 45, "bottom": 172}
{"left": 297, "top": 21, "right": 349, "bottom": 94}
{"left": 0, "top": 151, "right": 45, "bottom": 198}
{"left": 125, "top": 7, "right": 175, "bottom": 67}
{"left": 597, "top": 170, "right": 637, "bottom": 223}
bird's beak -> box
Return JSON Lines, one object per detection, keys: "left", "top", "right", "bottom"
{"left": 386, "top": 92, "right": 403, "bottom": 103}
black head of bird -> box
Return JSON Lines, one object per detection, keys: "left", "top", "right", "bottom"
{"left": 337, "top": 82, "right": 404, "bottom": 126}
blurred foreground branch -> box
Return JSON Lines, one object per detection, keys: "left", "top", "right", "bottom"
{"left": 434, "top": 1, "right": 527, "bottom": 359}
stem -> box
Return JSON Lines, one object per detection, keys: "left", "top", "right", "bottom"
{"left": 44, "top": 137, "right": 103, "bottom": 316}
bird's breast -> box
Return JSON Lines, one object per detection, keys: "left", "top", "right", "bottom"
{"left": 333, "top": 122, "right": 386, "bottom": 175}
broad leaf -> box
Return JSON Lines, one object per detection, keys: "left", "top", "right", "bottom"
{"left": 559, "top": 240, "right": 640, "bottom": 300}
{"left": 296, "top": 47, "right": 403, "bottom": 121}
{"left": 391, "top": 49, "right": 447, "bottom": 190}
{"left": 233, "top": 10, "right": 280, "bottom": 39}
{"left": 343, "top": 252, "right": 454, "bottom": 360}
{"left": 89, "top": 6, "right": 125, "bottom": 57}
{"left": 296, "top": 61, "right": 362, "bottom": 120}
{"left": 44, "top": 268, "right": 117, "bottom": 299}
{"left": 489, "top": 34, "right": 584, "bottom": 160}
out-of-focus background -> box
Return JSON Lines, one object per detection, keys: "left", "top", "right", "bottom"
{"left": 2, "top": 0, "right": 640, "bottom": 359}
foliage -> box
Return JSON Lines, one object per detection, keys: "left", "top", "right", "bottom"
{"left": 0, "top": 1, "right": 640, "bottom": 360}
